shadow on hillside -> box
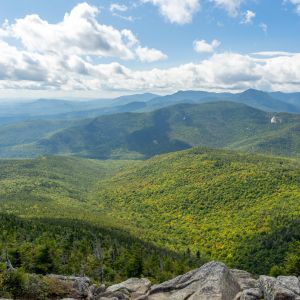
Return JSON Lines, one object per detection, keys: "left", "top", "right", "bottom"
{"left": 126, "top": 109, "right": 191, "bottom": 158}
{"left": 231, "top": 217, "right": 300, "bottom": 274}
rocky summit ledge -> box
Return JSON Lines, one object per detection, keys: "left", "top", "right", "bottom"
{"left": 29, "top": 261, "right": 300, "bottom": 299}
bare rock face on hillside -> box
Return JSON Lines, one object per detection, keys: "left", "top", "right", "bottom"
{"left": 48, "top": 261, "right": 300, "bottom": 299}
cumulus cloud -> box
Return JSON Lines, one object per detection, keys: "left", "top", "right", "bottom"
{"left": 142, "top": 0, "right": 200, "bottom": 24}
{"left": 210, "top": 0, "right": 243, "bottom": 16}
{"left": 1, "top": 2, "right": 300, "bottom": 95}
{"left": 241, "top": 10, "right": 255, "bottom": 24}
{"left": 1, "top": 41, "right": 300, "bottom": 94}
{"left": 0, "top": 2, "right": 165, "bottom": 62}
{"left": 193, "top": 39, "right": 221, "bottom": 53}
{"left": 288, "top": 0, "right": 300, "bottom": 14}
{"left": 136, "top": 46, "right": 168, "bottom": 62}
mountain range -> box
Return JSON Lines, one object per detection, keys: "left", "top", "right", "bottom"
{"left": 1, "top": 88, "right": 300, "bottom": 289}
{"left": 0, "top": 101, "right": 299, "bottom": 159}
{"left": 1, "top": 89, "right": 300, "bottom": 125}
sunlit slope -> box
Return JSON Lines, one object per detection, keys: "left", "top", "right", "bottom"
{"left": 0, "top": 156, "right": 199, "bottom": 283}
{"left": 90, "top": 147, "right": 300, "bottom": 274}
{"left": 0, "top": 156, "right": 134, "bottom": 220}
{"left": 0, "top": 148, "right": 299, "bottom": 275}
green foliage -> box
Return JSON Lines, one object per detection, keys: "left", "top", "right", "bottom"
{"left": 89, "top": 147, "right": 300, "bottom": 274}
{"left": 1, "top": 101, "right": 300, "bottom": 159}
{"left": 0, "top": 268, "right": 75, "bottom": 299}
{"left": 0, "top": 148, "right": 299, "bottom": 280}
{"left": 0, "top": 156, "right": 203, "bottom": 285}
{"left": 0, "top": 269, "right": 27, "bottom": 299}
{"left": 281, "top": 242, "right": 300, "bottom": 276}
{"left": 269, "top": 265, "right": 285, "bottom": 277}
{"left": 38, "top": 102, "right": 300, "bottom": 159}
{"left": 22, "top": 273, "right": 49, "bottom": 300}
{"left": 34, "top": 244, "right": 56, "bottom": 274}
{"left": 0, "top": 214, "right": 203, "bottom": 288}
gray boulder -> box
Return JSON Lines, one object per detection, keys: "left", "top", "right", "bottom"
{"left": 48, "top": 274, "right": 92, "bottom": 298}
{"left": 235, "top": 288, "right": 263, "bottom": 300}
{"left": 231, "top": 269, "right": 258, "bottom": 290}
{"left": 106, "top": 278, "right": 151, "bottom": 295}
{"left": 142, "top": 261, "right": 241, "bottom": 300}
{"left": 73, "top": 277, "right": 92, "bottom": 298}
{"left": 97, "top": 278, "right": 151, "bottom": 300}
{"left": 44, "top": 262, "right": 300, "bottom": 300}
{"left": 259, "top": 275, "right": 300, "bottom": 300}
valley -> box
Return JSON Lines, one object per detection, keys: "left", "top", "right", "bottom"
{"left": 1, "top": 2, "right": 300, "bottom": 298}
{"left": 1, "top": 147, "right": 299, "bottom": 280}
{"left": 0, "top": 90, "right": 299, "bottom": 298}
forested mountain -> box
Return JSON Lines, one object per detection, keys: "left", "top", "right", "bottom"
{"left": 90, "top": 147, "right": 300, "bottom": 275}
{"left": 1, "top": 89, "right": 299, "bottom": 127}
{"left": 147, "top": 89, "right": 300, "bottom": 113}
{"left": 11, "top": 102, "right": 298, "bottom": 159}
{"left": 0, "top": 119, "right": 79, "bottom": 147}
{"left": 0, "top": 91, "right": 300, "bottom": 296}
{"left": 0, "top": 156, "right": 202, "bottom": 285}
{"left": 1, "top": 0, "right": 300, "bottom": 298}
{"left": 235, "top": 89, "right": 300, "bottom": 112}
{"left": 0, "top": 148, "right": 299, "bottom": 280}
{"left": 271, "top": 91, "right": 300, "bottom": 106}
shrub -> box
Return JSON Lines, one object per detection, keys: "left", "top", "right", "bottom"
{"left": 23, "top": 274, "right": 49, "bottom": 300}
{"left": 1, "top": 269, "right": 27, "bottom": 299}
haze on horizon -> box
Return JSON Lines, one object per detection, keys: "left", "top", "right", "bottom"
{"left": 0, "top": 0, "right": 300, "bottom": 100}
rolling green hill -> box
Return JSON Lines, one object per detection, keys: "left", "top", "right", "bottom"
{"left": 0, "top": 119, "right": 78, "bottom": 147}
{"left": 0, "top": 156, "right": 200, "bottom": 284}
{"left": 1, "top": 97, "right": 300, "bottom": 160}
{"left": 0, "top": 156, "right": 130, "bottom": 214}
{"left": 36, "top": 102, "right": 300, "bottom": 159}
{"left": 89, "top": 147, "right": 300, "bottom": 274}
{"left": 0, "top": 118, "right": 88, "bottom": 158}
{"left": 0, "top": 148, "right": 300, "bottom": 277}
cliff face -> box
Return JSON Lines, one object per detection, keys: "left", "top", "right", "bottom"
{"left": 48, "top": 261, "right": 300, "bottom": 300}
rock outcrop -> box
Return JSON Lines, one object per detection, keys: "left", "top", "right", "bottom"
{"left": 49, "top": 261, "right": 300, "bottom": 300}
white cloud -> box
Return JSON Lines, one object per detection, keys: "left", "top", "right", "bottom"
{"left": 0, "top": 2, "right": 165, "bottom": 62}
{"left": 142, "top": 0, "right": 200, "bottom": 24}
{"left": 3, "top": 3, "right": 134, "bottom": 59}
{"left": 136, "top": 46, "right": 168, "bottom": 62}
{"left": 252, "top": 51, "right": 297, "bottom": 57}
{"left": 241, "top": 10, "right": 255, "bottom": 24}
{"left": 259, "top": 22, "right": 268, "bottom": 33}
{"left": 1, "top": 42, "right": 300, "bottom": 94}
{"left": 110, "top": 3, "right": 128, "bottom": 13}
{"left": 193, "top": 39, "right": 221, "bottom": 53}
{"left": 110, "top": 3, "right": 134, "bottom": 21}
{"left": 1, "top": 3, "right": 300, "bottom": 95}
{"left": 210, "top": 0, "right": 243, "bottom": 16}
{"left": 288, "top": 0, "right": 300, "bottom": 14}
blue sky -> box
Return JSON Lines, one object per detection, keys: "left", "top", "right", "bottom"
{"left": 0, "top": 0, "right": 300, "bottom": 99}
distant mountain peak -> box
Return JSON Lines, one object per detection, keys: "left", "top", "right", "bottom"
{"left": 241, "top": 88, "right": 268, "bottom": 95}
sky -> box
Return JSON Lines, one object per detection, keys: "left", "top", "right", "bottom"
{"left": 0, "top": 0, "right": 300, "bottom": 99}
